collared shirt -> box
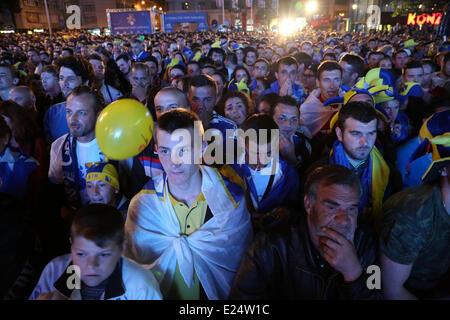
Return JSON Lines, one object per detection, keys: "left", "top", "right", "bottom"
{"left": 169, "top": 191, "right": 207, "bottom": 236}
{"left": 168, "top": 191, "right": 207, "bottom": 300}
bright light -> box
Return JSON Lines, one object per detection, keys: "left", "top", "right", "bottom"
{"left": 279, "top": 19, "right": 295, "bottom": 36}
{"left": 159, "top": 7, "right": 162, "bottom": 10}
{"left": 352, "top": 4, "right": 358, "bottom": 10}
{"left": 141, "top": 1, "right": 145, "bottom": 5}
{"left": 306, "top": 1, "right": 317, "bottom": 13}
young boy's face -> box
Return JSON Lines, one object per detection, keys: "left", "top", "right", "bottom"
{"left": 86, "top": 179, "right": 117, "bottom": 206}
{"left": 71, "top": 236, "right": 122, "bottom": 287}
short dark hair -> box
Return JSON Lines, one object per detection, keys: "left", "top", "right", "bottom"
{"left": 317, "top": 60, "right": 342, "bottom": 80}
{"left": 68, "top": 85, "right": 105, "bottom": 113}
{"left": 337, "top": 101, "right": 377, "bottom": 132}
{"left": 189, "top": 74, "right": 217, "bottom": 95}
{"left": 421, "top": 59, "right": 437, "bottom": 72}
{"left": 244, "top": 47, "right": 258, "bottom": 59}
{"left": 169, "top": 64, "right": 187, "bottom": 76}
{"left": 142, "top": 55, "right": 158, "bottom": 66}
{"left": 368, "top": 51, "right": 384, "bottom": 59}
{"left": 157, "top": 108, "right": 201, "bottom": 136}
{"left": 305, "top": 164, "right": 361, "bottom": 202}
{"left": 403, "top": 59, "right": 423, "bottom": 73}
{"left": 225, "top": 53, "right": 238, "bottom": 65}
{"left": 255, "top": 58, "right": 270, "bottom": 66}
{"left": 294, "top": 52, "right": 312, "bottom": 68}
{"left": 242, "top": 113, "right": 278, "bottom": 145}
{"left": 258, "top": 92, "right": 280, "bottom": 112}
{"left": 323, "top": 53, "right": 337, "bottom": 61}
{"left": 116, "top": 53, "right": 131, "bottom": 63}
{"left": 0, "top": 63, "right": 19, "bottom": 80}
{"left": 41, "top": 64, "right": 58, "bottom": 78}
{"left": 273, "top": 95, "right": 299, "bottom": 117}
{"left": 87, "top": 53, "right": 103, "bottom": 62}
{"left": 198, "top": 57, "right": 215, "bottom": 68}
{"left": 340, "top": 53, "right": 365, "bottom": 77}
{"left": 62, "top": 47, "right": 74, "bottom": 55}
{"left": 211, "top": 70, "right": 227, "bottom": 86}
{"left": 276, "top": 55, "right": 298, "bottom": 72}
{"left": 393, "top": 49, "right": 408, "bottom": 58}
{"left": 56, "top": 55, "right": 95, "bottom": 85}
{"left": 208, "top": 47, "right": 225, "bottom": 60}
{"left": 70, "top": 204, "right": 124, "bottom": 248}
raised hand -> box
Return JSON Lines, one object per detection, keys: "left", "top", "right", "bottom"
{"left": 318, "top": 227, "right": 363, "bottom": 283}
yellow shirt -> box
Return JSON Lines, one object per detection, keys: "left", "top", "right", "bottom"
{"left": 167, "top": 191, "right": 207, "bottom": 300}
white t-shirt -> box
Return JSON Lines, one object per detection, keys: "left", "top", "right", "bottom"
{"left": 76, "top": 138, "right": 105, "bottom": 204}
{"left": 247, "top": 157, "right": 282, "bottom": 210}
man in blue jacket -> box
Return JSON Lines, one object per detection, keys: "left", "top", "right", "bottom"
{"left": 261, "top": 56, "right": 306, "bottom": 105}
{"left": 228, "top": 114, "right": 300, "bottom": 230}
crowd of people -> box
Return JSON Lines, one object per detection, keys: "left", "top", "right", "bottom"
{"left": 0, "top": 23, "right": 449, "bottom": 300}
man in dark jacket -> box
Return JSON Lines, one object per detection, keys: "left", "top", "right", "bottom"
{"left": 229, "top": 164, "right": 382, "bottom": 300}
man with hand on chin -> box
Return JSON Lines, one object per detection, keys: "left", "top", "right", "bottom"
{"left": 229, "top": 164, "right": 381, "bottom": 300}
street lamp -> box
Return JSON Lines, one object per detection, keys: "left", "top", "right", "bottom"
{"left": 141, "top": 1, "right": 145, "bottom": 5}
{"left": 352, "top": 4, "right": 358, "bottom": 10}
{"left": 306, "top": 1, "right": 318, "bottom": 14}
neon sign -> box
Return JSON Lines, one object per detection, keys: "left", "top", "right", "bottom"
{"left": 407, "top": 12, "right": 442, "bottom": 26}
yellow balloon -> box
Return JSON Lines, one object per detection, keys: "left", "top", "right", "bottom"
{"left": 96, "top": 99, "right": 153, "bottom": 160}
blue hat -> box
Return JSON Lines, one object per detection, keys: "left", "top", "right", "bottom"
{"left": 407, "top": 110, "right": 450, "bottom": 182}
{"left": 398, "top": 82, "right": 423, "bottom": 105}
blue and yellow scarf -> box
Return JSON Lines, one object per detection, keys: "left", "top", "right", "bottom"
{"left": 329, "top": 141, "right": 389, "bottom": 224}
{"left": 61, "top": 134, "right": 81, "bottom": 208}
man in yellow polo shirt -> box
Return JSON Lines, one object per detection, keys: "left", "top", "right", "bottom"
{"left": 167, "top": 191, "right": 207, "bottom": 299}
{"left": 125, "top": 108, "right": 252, "bottom": 300}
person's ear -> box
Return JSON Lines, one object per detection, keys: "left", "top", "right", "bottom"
{"left": 335, "top": 126, "right": 343, "bottom": 142}
{"left": 69, "top": 237, "right": 73, "bottom": 245}
{"left": 316, "top": 78, "right": 320, "bottom": 88}
{"left": 304, "top": 195, "right": 312, "bottom": 215}
{"left": 12, "top": 77, "right": 19, "bottom": 86}
{"left": 439, "top": 166, "right": 449, "bottom": 177}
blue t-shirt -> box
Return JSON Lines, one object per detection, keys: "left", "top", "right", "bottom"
{"left": 44, "top": 102, "right": 69, "bottom": 144}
